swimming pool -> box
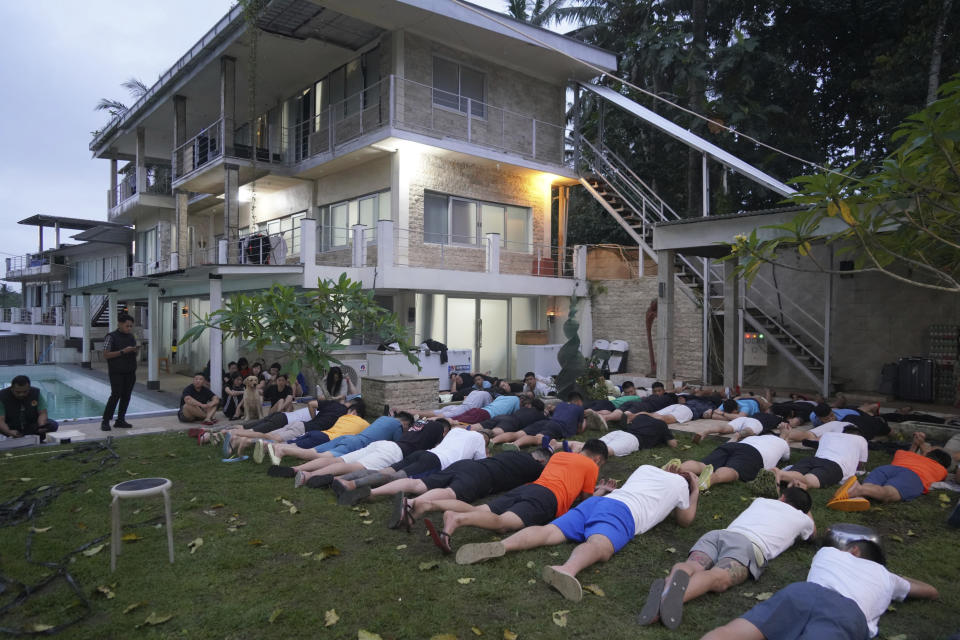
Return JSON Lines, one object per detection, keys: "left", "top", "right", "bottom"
{"left": 0, "top": 366, "right": 171, "bottom": 421}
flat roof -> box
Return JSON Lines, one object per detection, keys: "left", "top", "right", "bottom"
{"left": 18, "top": 215, "right": 130, "bottom": 231}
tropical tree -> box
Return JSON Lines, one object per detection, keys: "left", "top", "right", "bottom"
{"left": 728, "top": 75, "right": 960, "bottom": 293}
{"left": 179, "top": 274, "right": 419, "bottom": 380}
{"left": 94, "top": 78, "right": 149, "bottom": 119}
{"left": 505, "top": 0, "right": 568, "bottom": 26}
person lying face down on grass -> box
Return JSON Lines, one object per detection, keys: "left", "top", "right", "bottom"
{"left": 455, "top": 464, "right": 699, "bottom": 603}
{"left": 585, "top": 384, "right": 679, "bottom": 427}
{"left": 266, "top": 417, "right": 449, "bottom": 485}
{"left": 378, "top": 448, "right": 551, "bottom": 531}
{"left": 700, "top": 541, "right": 939, "bottom": 640}
{"left": 219, "top": 402, "right": 318, "bottom": 454}
{"left": 550, "top": 412, "right": 679, "bottom": 458}
{"left": 773, "top": 426, "right": 868, "bottom": 490}
{"left": 637, "top": 488, "right": 814, "bottom": 630}
{"left": 412, "top": 441, "right": 609, "bottom": 555}
{"left": 828, "top": 431, "right": 950, "bottom": 512}
{"left": 428, "top": 388, "right": 519, "bottom": 428}
{"left": 490, "top": 392, "right": 585, "bottom": 448}
{"left": 666, "top": 433, "right": 791, "bottom": 495}
{"left": 473, "top": 397, "right": 547, "bottom": 438}
{"left": 692, "top": 413, "right": 786, "bottom": 445}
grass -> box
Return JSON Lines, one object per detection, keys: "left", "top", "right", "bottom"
{"left": 1, "top": 431, "right": 958, "bottom": 639}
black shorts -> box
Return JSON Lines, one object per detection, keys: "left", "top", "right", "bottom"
{"left": 624, "top": 415, "right": 672, "bottom": 449}
{"left": 702, "top": 442, "right": 765, "bottom": 482}
{"left": 482, "top": 415, "right": 521, "bottom": 433}
{"left": 393, "top": 450, "right": 442, "bottom": 478}
{"left": 789, "top": 456, "right": 843, "bottom": 487}
{"left": 522, "top": 419, "right": 567, "bottom": 439}
{"left": 843, "top": 414, "right": 890, "bottom": 440}
{"left": 250, "top": 413, "right": 288, "bottom": 434}
{"left": 584, "top": 399, "right": 616, "bottom": 412}
{"left": 485, "top": 484, "right": 558, "bottom": 527}
{"left": 423, "top": 461, "right": 492, "bottom": 504}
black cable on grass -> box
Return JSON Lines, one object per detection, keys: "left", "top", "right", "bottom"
{"left": 0, "top": 439, "right": 160, "bottom": 635}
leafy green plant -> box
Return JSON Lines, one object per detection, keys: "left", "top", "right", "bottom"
{"left": 179, "top": 274, "right": 419, "bottom": 379}
{"left": 576, "top": 357, "right": 609, "bottom": 400}
{"left": 555, "top": 296, "right": 586, "bottom": 398}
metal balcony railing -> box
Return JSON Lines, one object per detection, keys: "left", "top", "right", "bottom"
{"left": 112, "top": 165, "right": 173, "bottom": 207}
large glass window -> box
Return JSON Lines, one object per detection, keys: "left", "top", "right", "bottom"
{"left": 319, "top": 190, "right": 391, "bottom": 251}
{"left": 432, "top": 57, "right": 485, "bottom": 117}
{"left": 423, "top": 192, "right": 530, "bottom": 249}
{"left": 135, "top": 228, "right": 157, "bottom": 265}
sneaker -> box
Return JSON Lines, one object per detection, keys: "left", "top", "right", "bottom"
{"left": 253, "top": 439, "right": 265, "bottom": 464}
{"left": 746, "top": 469, "right": 778, "bottom": 498}
{"left": 337, "top": 485, "right": 371, "bottom": 506}
{"left": 267, "top": 465, "right": 296, "bottom": 478}
{"left": 100, "top": 421, "right": 111, "bottom": 431}
{"left": 267, "top": 442, "right": 282, "bottom": 466}
{"left": 305, "top": 474, "right": 334, "bottom": 489}
{"left": 114, "top": 419, "right": 133, "bottom": 429}
{"left": 697, "top": 464, "right": 714, "bottom": 491}
{"left": 294, "top": 470, "right": 307, "bottom": 488}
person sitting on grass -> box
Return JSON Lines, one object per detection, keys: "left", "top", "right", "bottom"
{"left": 0, "top": 375, "right": 59, "bottom": 443}
{"left": 700, "top": 540, "right": 939, "bottom": 640}
{"left": 412, "top": 440, "right": 608, "bottom": 554}
{"left": 475, "top": 397, "right": 546, "bottom": 438}
{"left": 553, "top": 412, "right": 678, "bottom": 457}
{"left": 490, "top": 392, "right": 585, "bottom": 448}
{"left": 380, "top": 449, "right": 551, "bottom": 531}
{"left": 828, "top": 431, "right": 950, "bottom": 512}
{"left": 320, "top": 366, "right": 357, "bottom": 402}
{"left": 638, "top": 488, "right": 814, "bottom": 630}
{"left": 773, "top": 426, "right": 868, "bottom": 490}
{"left": 334, "top": 426, "right": 489, "bottom": 503}
{"left": 667, "top": 434, "right": 791, "bottom": 495}
{"left": 455, "top": 464, "right": 699, "bottom": 603}
{"left": 263, "top": 373, "right": 294, "bottom": 415}
{"left": 221, "top": 372, "right": 246, "bottom": 420}
{"left": 178, "top": 373, "right": 220, "bottom": 425}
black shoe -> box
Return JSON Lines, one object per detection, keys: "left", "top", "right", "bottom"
{"left": 337, "top": 485, "right": 371, "bottom": 506}
{"left": 267, "top": 465, "right": 296, "bottom": 478}
{"left": 383, "top": 404, "right": 390, "bottom": 416}
{"left": 305, "top": 475, "right": 334, "bottom": 489}
{"left": 100, "top": 421, "right": 112, "bottom": 431}
{"left": 114, "top": 419, "right": 133, "bottom": 429}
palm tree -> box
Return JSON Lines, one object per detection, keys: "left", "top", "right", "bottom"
{"left": 505, "top": 0, "right": 568, "bottom": 27}
{"left": 95, "top": 77, "right": 149, "bottom": 118}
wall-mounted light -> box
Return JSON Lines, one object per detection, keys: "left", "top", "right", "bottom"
{"left": 546, "top": 308, "right": 557, "bottom": 323}
{"left": 182, "top": 305, "right": 189, "bottom": 317}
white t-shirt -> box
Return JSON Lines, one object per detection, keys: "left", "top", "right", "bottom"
{"left": 606, "top": 465, "right": 689, "bottom": 535}
{"left": 725, "top": 497, "right": 814, "bottom": 561}
{"left": 655, "top": 404, "right": 694, "bottom": 424}
{"left": 728, "top": 417, "right": 762, "bottom": 435}
{"left": 740, "top": 435, "right": 791, "bottom": 469}
{"left": 810, "top": 420, "right": 848, "bottom": 438}
{"left": 283, "top": 406, "right": 314, "bottom": 423}
{"left": 430, "top": 427, "right": 487, "bottom": 469}
{"left": 814, "top": 432, "right": 868, "bottom": 481}
{"left": 807, "top": 546, "right": 911, "bottom": 638}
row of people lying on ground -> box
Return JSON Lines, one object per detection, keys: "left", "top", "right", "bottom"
{"left": 210, "top": 395, "right": 950, "bottom": 638}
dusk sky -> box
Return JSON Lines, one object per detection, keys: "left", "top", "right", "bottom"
{"left": 0, "top": 0, "right": 510, "bottom": 288}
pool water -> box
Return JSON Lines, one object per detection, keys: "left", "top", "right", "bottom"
{"left": 12, "top": 379, "right": 106, "bottom": 421}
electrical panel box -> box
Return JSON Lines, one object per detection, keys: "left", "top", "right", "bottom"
{"left": 743, "top": 332, "right": 768, "bottom": 366}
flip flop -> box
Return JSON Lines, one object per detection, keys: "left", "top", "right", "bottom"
{"left": 542, "top": 566, "right": 582, "bottom": 602}
{"left": 221, "top": 431, "right": 232, "bottom": 457}
{"left": 221, "top": 455, "right": 249, "bottom": 463}
{"left": 388, "top": 493, "right": 407, "bottom": 530}
{"left": 827, "top": 497, "right": 870, "bottom": 512}
{"left": 337, "top": 485, "right": 371, "bottom": 506}
{"left": 659, "top": 571, "right": 690, "bottom": 630}
{"left": 424, "top": 518, "right": 452, "bottom": 554}
{"left": 455, "top": 541, "right": 506, "bottom": 565}
{"left": 831, "top": 475, "right": 858, "bottom": 502}
{"left": 540, "top": 435, "right": 554, "bottom": 453}
{"left": 637, "top": 577, "right": 664, "bottom": 626}
{"left": 305, "top": 475, "right": 334, "bottom": 489}
{"left": 253, "top": 439, "right": 265, "bottom": 464}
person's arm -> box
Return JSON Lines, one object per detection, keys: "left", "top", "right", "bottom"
{"left": 346, "top": 377, "right": 358, "bottom": 396}
{"left": 593, "top": 478, "right": 618, "bottom": 496}
{"left": 37, "top": 409, "right": 48, "bottom": 428}
{"left": 0, "top": 415, "right": 19, "bottom": 438}
{"left": 903, "top": 576, "right": 939, "bottom": 600}
{"left": 104, "top": 336, "right": 136, "bottom": 360}
{"left": 207, "top": 395, "right": 221, "bottom": 408}
{"left": 674, "top": 472, "right": 699, "bottom": 527}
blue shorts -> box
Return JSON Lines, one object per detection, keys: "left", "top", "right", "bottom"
{"left": 551, "top": 496, "right": 635, "bottom": 553}
{"left": 742, "top": 582, "right": 868, "bottom": 640}
{"left": 289, "top": 431, "right": 330, "bottom": 449}
{"left": 864, "top": 464, "right": 924, "bottom": 501}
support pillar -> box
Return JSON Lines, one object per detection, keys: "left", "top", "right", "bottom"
{"left": 63, "top": 295, "right": 71, "bottom": 339}
{"left": 702, "top": 258, "right": 711, "bottom": 383}
{"left": 655, "top": 250, "right": 675, "bottom": 383}
{"left": 209, "top": 275, "right": 223, "bottom": 399}
{"left": 484, "top": 233, "right": 500, "bottom": 273}
{"left": 147, "top": 283, "right": 160, "bottom": 390}
{"left": 352, "top": 225, "right": 368, "bottom": 268}
{"left": 220, "top": 56, "right": 236, "bottom": 156}
{"left": 107, "top": 289, "right": 118, "bottom": 332}
{"left": 109, "top": 159, "right": 118, "bottom": 208}
{"left": 722, "top": 258, "right": 739, "bottom": 391}
{"left": 81, "top": 292, "right": 91, "bottom": 368}
{"left": 173, "top": 94, "right": 187, "bottom": 179}
{"left": 174, "top": 190, "right": 188, "bottom": 266}
{"left": 135, "top": 126, "right": 146, "bottom": 194}
{"left": 377, "top": 220, "right": 395, "bottom": 268}
{"left": 390, "top": 150, "right": 408, "bottom": 266}
{"left": 55, "top": 222, "right": 61, "bottom": 250}
{"left": 223, "top": 164, "right": 240, "bottom": 262}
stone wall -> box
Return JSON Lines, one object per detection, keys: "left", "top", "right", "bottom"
{"left": 361, "top": 375, "right": 439, "bottom": 421}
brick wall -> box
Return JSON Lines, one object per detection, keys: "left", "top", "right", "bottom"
{"left": 361, "top": 375, "right": 439, "bottom": 421}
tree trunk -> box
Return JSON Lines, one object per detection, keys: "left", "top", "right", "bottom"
{"left": 686, "top": 0, "right": 707, "bottom": 217}
{"left": 927, "top": 0, "right": 953, "bottom": 104}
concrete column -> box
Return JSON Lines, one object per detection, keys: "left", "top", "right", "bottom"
{"left": 81, "top": 292, "right": 91, "bottom": 368}
{"left": 173, "top": 95, "right": 187, "bottom": 177}
{"left": 54, "top": 223, "right": 61, "bottom": 250}
{"left": 218, "top": 239, "right": 228, "bottom": 265}
{"left": 223, "top": 164, "right": 240, "bottom": 262}
{"left": 573, "top": 245, "right": 587, "bottom": 280}
{"left": 209, "top": 275, "right": 223, "bottom": 399}
{"left": 722, "top": 258, "right": 739, "bottom": 390}
{"left": 147, "top": 283, "right": 160, "bottom": 390}
{"left": 390, "top": 150, "right": 408, "bottom": 266}
{"left": 577, "top": 297, "right": 593, "bottom": 358}
{"left": 107, "top": 289, "right": 118, "bottom": 332}
{"left": 135, "top": 126, "right": 146, "bottom": 193}
{"left": 220, "top": 56, "right": 237, "bottom": 155}
{"left": 352, "top": 225, "right": 367, "bottom": 268}
{"left": 109, "top": 159, "right": 118, "bottom": 208}
{"left": 377, "top": 220, "right": 395, "bottom": 268}
{"left": 702, "top": 258, "right": 711, "bottom": 383}
{"left": 26, "top": 335, "right": 36, "bottom": 365}
{"left": 307, "top": 180, "right": 317, "bottom": 218}
{"left": 300, "top": 218, "right": 317, "bottom": 266}
{"left": 655, "top": 250, "right": 675, "bottom": 382}
{"left": 485, "top": 233, "right": 500, "bottom": 273}
{"left": 62, "top": 295, "right": 71, "bottom": 339}
{"left": 175, "top": 190, "right": 189, "bottom": 267}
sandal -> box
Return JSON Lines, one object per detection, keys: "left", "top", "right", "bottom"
{"left": 424, "top": 518, "right": 452, "bottom": 554}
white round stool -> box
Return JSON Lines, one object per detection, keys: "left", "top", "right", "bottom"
{"left": 110, "top": 477, "right": 174, "bottom": 572}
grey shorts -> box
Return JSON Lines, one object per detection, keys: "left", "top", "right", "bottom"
{"left": 689, "top": 530, "right": 766, "bottom": 580}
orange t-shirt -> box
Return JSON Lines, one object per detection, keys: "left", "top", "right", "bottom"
{"left": 533, "top": 451, "right": 599, "bottom": 516}
{"left": 892, "top": 449, "right": 947, "bottom": 492}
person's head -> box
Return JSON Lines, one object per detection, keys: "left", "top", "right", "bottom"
{"left": 780, "top": 486, "right": 813, "bottom": 513}
{"left": 395, "top": 411, "right": 415, "bottom": 430}
{"left": 251, "top": 362, "right": 262, "bottom": 375}
{"left": 9, "top": 375, "right": 31, "bottom": 399}
{"left": 530, "top": 448, "right": 551, "bottom": 466}
{"left": 524, "top": 372, "right": 537, "bottom": 387}
{"left": 193, "top": 373, "right": 207, "bottom": 390}
{"left": 621, "top": 381, "right": 636, "bottom": 395}
{"left": 651, "top": 382, "right": 665, "bottom": 395}
{"left": 813, "top": 403, "right": 833, "bottom": 419}
{"left": 117, "top": 313, "right": 134, "bottom": 333}
{"left": 275, "top": 373, "right": 288, "bottom": 389}
{"left": 227, "top": 361, "right": 238, "bottom": 373}
{"left": 722, "top": 399, "right": 738, "bottom": 413}
{"left": 842, "top": 425, "right": 863, "bottom": 436}
{"left": 270, "top": 362, "right": 281, "bottom": 376}
{"left": 436, "top": 418, "right": 452, "bottom": 436}
{"left": 238, "top": 357, "right": 249, "bottom": 369}
{"left": 842, "top": 539, "right": 886, "bottom": 565}
{"left": 580, "top": 438, "right": 608, "bottom": 466}
{"left": 926, "top": 448, "right": 952, "bottom": 471}
{"left": 529, "top": 397, "right": 545, "bottom": 412}
{"left": 473, "top": 374, "right": 485, "bottom": 388}
{"left": 494, "top": 380, "right": 512, "bottom": 394}
{"left": 326, "top": 367, "right": 344, "bottom": 393}
{"left": 230, "top": 372, "right": 243, "bottom": 386}
{"left": 566, "top": 391, "right": 583, "bottom": 405}
{"left": 347, "top": 397, "right": 366, "bottom": 418}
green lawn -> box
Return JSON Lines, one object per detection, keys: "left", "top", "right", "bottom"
{"left": 1, "top": 432, "right": 958, "bottom": 639}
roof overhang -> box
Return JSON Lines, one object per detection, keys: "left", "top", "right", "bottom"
{"left": 18, "top": 215, "right": 128, "bottom": 232}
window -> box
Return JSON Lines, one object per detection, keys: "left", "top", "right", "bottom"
{"left": 433, "top": 57, "right": 485, "bottom": 117}
{"left": 319, "top": 190, "right": 391, "bottom": 251}
{"left": 135, "top": 228, "right": 157, "bottom": 266}
{"left": 423, "top": 192, "right": 531, "bottom": 250}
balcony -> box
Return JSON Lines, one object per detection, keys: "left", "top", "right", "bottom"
{"left": 0, "top": 306, "right": 63, "bottom": 329}
{"left": 3, "top": 254, "right": 68, "bottom": 282}
{"left": 171, "top": 75, "right": 570, "bottom": 193}
{"left": 108, "top": 164, "right": 174, "bottom": 224}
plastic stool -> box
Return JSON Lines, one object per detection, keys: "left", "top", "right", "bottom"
{"left": 110, "top": 477, "right": 174, "bottom": 572}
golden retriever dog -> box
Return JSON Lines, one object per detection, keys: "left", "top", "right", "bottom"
{"left": 241, "top": 375, "right": 264, "bottom": 421}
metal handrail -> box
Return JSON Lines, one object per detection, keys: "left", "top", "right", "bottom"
{"left": 173, "top": 117, "right": 223, "bottom": 178}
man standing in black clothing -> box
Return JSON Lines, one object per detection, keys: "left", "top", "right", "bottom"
{"left": 101, "top": 313, "right": 138, "bottom": 431}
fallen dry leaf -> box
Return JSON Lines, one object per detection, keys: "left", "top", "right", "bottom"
{"left": 503, "top": 629, "right": 518, "bottom": 640}
{"left": 526, "top": 561, "right": 535, "bottom": 569}
{"left": 552, "top": 610, "right": 569, "bottom": 627}
{"left": 419, "top": 561, "right": 440, "bottom": 571}
{"left": 30, "top": 624, "right": 54, "bottom": 632}
{"left": 289, "top": 506, "right": 299, "bottom": 515}
{"left": 122, "top": 533, "right": 143, "bottom": 542}
{"left": 210, "top": 503, "right": 225, "bottom": 509}
{"left": 248, "top": 539, "right": 264, "bottom": 547}
{"left": 939, "top": 493, "right": 950, "bottom": 503}
{"left": 357, "top": 509, "right": 371, "bottom": 517}
{"left": 583, "top": 584, "right": 605, "bottom": 597}
{"left": 82, "top": 544, "right": 105, "bottom": 557}
{"left": 300, "top": 551, "right": 314, "bottom": 557}
{"left": 29, "top": 526, "right": 52, "bottom": 534}
{"left": 457, "top": 577, "right": 476, "bottom": 584}
{"left": 528, "top": 579, "right": 536, "bottom": 584}
{"left": 317, "top": 545, "right": 340, "bottom": 560}
{"left": 135, "top": 612, "right": 173, "bottom": 628}
{"left": 268, "top": 608, "right": 282, "bottom": 623}
{"left": 324, "top": 609, "right": 339, "bottom": 627}
{"left": 665, "top": 547, "right": 676, "bottom": 553}
{"left": 362, "top": 519, "right": 373, "bottom": 525}
{"left": 280, "top": 498, "right": 293, "bottom": 507}
{"left": 358, "top": 630, "right": 383, "bottom": 640}
{"left": 395, "top": 544, "right": 407, "bottom": 550}
{"left": 202, "top": 510, "right": 218, "bottom": 517}
{"left": 19, "top": 477, "right": 32, "bottom": 482}
{"left": 96, "top": 585, "right": 116, "bottom": 599}
{"left": 125, "top": 470, "right": 138, "bottom": 476}
{"left": 189, "top": 496, "right": 197, "bottom": 502}
{"left": 891, "top": 535, "right": 904, "bottom": 543}
{"left": 471, "top": 627, "right": 483, "bottom": 636}
{"left": 123, "top": 602, "right": 147, "bottom": 614}
{"left": 713, "top": 514, "right": 721, "bottom": 520}
{"left": 755, "top": 592, "right": 773, "bottom": 601}
{"left": 188, "top": 537, "right": 204, "bottom": 553}
{"left": 907, "top": 529, "right": 916, "bottom": 536}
